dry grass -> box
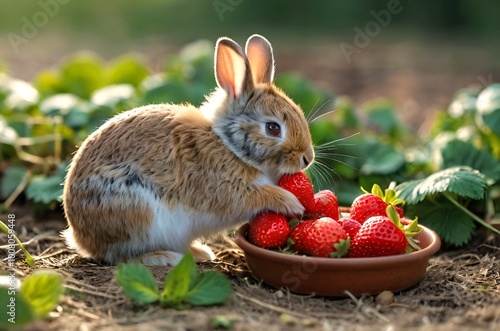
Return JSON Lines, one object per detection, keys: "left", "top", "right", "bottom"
{"left": 1, "top": 207, "right": 499, "bottom": 331}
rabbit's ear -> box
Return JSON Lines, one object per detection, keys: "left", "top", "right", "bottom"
{"left": 215, "top": 37, "right": 254, "bottom": 99}
{"left": 245, "top": 34, "right": 275, "bottom": 84}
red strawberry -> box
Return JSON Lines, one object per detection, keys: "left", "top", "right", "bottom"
{"left": 309, "top": 190, "right": 339, "bottom": 220}
{"left": 278, "top": 172, "right": 315, "bottom": 212}
{"left": 289, "top": 217, "right": 349, "bottom": 258}
{"left": 350, "top": 184, "right": 405, "bottom": 224}
{"left": 248, "top": 212, "right": 290, "bottom": 249}
{"left": 339, "top": 218, "right": 361, "bottom": 238}
{"left": 349, "top": 206, "right": 421, "bottom": 258}
{"left": 287, "top": 219, "right": 315, "bottom": 252}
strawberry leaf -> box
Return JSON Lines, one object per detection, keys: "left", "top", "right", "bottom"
{"left": 20, "top": 271, "right": 64, "bottom": 319}
{"left": 115, "top": 263, "right": 159, "bottom": 304}
{"left": 405, "top": 197, "right": 476, "bottom": 246}
{"left": 359, "top": 139, "right": 405, "bottom": 175}
{"left": 395, "top": 166, "right": 488, "bottom": 204}
{"left": 0, "top": 287, "right": 36, "bottom": 327}
{"left": 160, "top": 252, "right": 197, "bottom": 308}
{"left": 185, "top": 271, "right": 233, "bottom": 306}
{"left": 440, "top": 139, "right": 500, "bottom": 182}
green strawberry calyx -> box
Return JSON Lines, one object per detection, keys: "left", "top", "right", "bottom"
{"left": 362, "top": 184, "right": 405, "bottom": 207}
{"left": 330, "top": 237, "right": 351, "bottom": 258}
{"left": 386, "top": 205, "right": 422, "bottom": 252}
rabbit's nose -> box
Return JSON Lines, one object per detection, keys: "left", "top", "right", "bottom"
{"left": 302, "top": 146, "right": 315, "bottom": 169}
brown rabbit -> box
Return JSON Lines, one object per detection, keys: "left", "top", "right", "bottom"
{"left": 62, "top": 35, "right": 315, "bottom": 266}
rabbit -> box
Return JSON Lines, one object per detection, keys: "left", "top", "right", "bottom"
{"left": 62, "top": 34, "right": 315, "bottom": 266}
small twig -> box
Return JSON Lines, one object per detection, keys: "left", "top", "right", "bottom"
{"left": 64, "top": 284, "right": 120, "bottom": 300}
{"left": 0, "top": 231, "right": 59, "bottom": 249}
{"left": 478, "top": 243, "right": 500, "bottom": 251}
{"left": 2, "top": 170, "right": 31, "bottom": 209}
{"left": 35, "top": 249, "right": 69, "bottom": 260}
{"left": 344, "top": 290, "right": 390, "bottom": 323}
{"left": 235, "top": 291, "right": 318, "bottom": 322}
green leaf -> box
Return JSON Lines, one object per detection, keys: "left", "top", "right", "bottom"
{"left": 3, "top": 78, "right": 40, "bottom": 111}
{"left": 447, "top": 87, "right": 478, "bottom": 118}
{"left": 359, "top": 139, "right": 405, "bottom": 175}
{"left": 210, "top": 315, "right": 237, "bottom": 329}
{"left": 0, "top": 118, "right": 18, "bottom": 145}
{"left": 60, "top": 54, "right": 105, "bottom": 99}
{"left": 405, "top": 197, "right": 476, "bottom": 246}
{"left": 20, "top": 271, "right": 63, "bottom": 319}
{"left": 396, "top": 166, "right": 488, "bottom": 204}
{"left": 39, "top": 93, "right": 83, "bottom": 116}
{"left": 106, "top": 54, "right": 150, "bottom": 87}
{"left": 26, "top": 175, "right": 64, "bottom": 204}
{"left": 0, "top": 287, "right": 36, "bottom": 327}
{"left": 364, "top": 98, "right": 403, "bottom": 138}
{"left": 90, "top": 84, "right": 135, "bottom": 109}
{"left": 440, "top": 139, "right": 500, "bottom": 182}
{"left": 185, "top": 271, "right": 233, "bottom": 306}
{"left": 476, "top": 83, "right": 500, "bottom": 135}
{"left": 115, "top": 263, "right": 159, "bottom": 304}
{"left": 160, "top": 252, "right": 197, "bottom": 308}
{"left": 1, "top": 166, "right": 27, "bottom": 200}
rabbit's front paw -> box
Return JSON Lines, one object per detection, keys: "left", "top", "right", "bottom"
{"left": 277, "top": 189, "right": 305, "bottom": 217}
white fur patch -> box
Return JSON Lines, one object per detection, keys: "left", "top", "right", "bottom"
{"left": 105, "top": 182, "right": 224, "bottom": 262}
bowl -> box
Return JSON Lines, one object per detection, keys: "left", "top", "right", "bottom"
{"left": 234, "top": 220, "right": 441, "bottom": 297}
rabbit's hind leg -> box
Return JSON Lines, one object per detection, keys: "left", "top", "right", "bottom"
{"left": 128, "top": 250, "right": 185, "bottom": 266}
{"left": 190, "top": 241, "right": 216, "bottom": 262}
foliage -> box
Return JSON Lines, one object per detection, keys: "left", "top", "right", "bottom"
{"left": 0, "top": 39, "right": 499, "bottom": 246}
{"left": 115, "top": 252, "right": 233, "bottom": 309}
{"left": 0, "top": 271, "right": 64, "bottom": 328}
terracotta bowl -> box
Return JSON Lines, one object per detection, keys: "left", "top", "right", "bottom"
{"left": 234, "top": 221, "right": 441, "bottom": 297}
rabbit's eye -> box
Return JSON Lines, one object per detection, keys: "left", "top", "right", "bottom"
{"left": 265, "top": 122, "right": 281, "bottom": 137}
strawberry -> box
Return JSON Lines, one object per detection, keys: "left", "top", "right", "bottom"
{"left": 289, "top": 217, "right": 350, "bottom": 258}
{"left": 287, "top": 219, "right": 315, "bottom": 252}
{"left": 248, "top": 212, "right": 290, "bottom": 249}
{"left": 309, "top": 190, "right": 339, "bottom": 220}
{"left": 278, "top": 172, "right": 315, "bottom": 212}
{"left": 349, "top": 206, "right": 422, "bottom": 258}
{"left": 350, "top": 184, "right": 405, "bottom": 224}
{"left": 339, "top": 218, "right": 361, "bottom": 238}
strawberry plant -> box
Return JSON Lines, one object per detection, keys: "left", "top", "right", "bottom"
{"left": 0, "top": 271, "right": 64, "bottom": 328}
{"left": 115, "top": 252, "right": 233, "bottom": 309}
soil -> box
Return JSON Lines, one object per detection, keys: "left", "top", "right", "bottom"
{"left": 0, "top": 205, "right": 499, "bottom": 331}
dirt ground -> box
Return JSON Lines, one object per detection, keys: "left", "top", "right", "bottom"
{"left": 0, "top": 204, "right": 499, "bottom": 331}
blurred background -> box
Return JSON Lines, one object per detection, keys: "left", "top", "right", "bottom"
{"left": 1, "top": 0, "right": 500, "bottom": 126}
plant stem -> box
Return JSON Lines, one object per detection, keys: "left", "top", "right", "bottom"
{"left": 443, "top": 192, "right": 500, "bottom": 236}
{"left": 0, "top": 220, "right": 35, "bottom": 267}
{"left": 2, "top": 170, "right": 31, "bottom": 209}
